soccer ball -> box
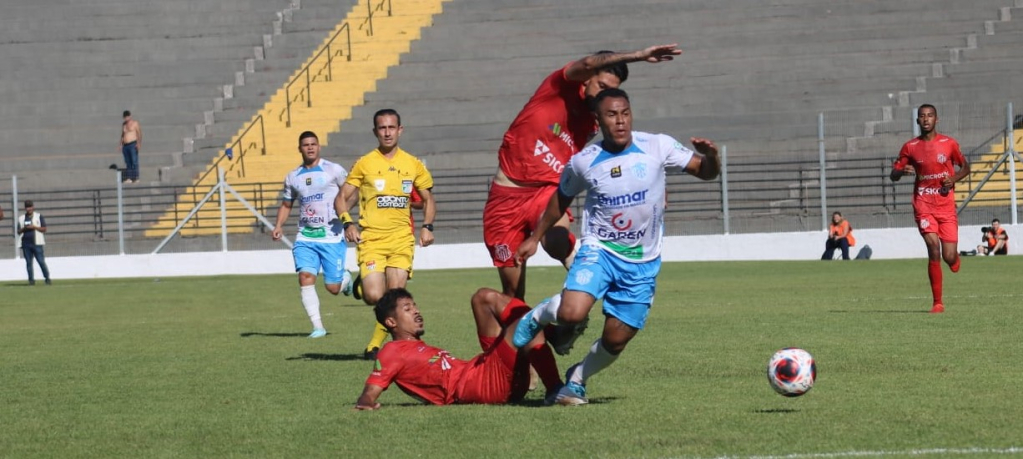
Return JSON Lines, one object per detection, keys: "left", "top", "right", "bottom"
{"left": 767, "top": 348, "right": 816, "bottom": 397}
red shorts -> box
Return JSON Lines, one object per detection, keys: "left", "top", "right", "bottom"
{"left": 483, "top": 182, "right": 571, "bottom": 267}
{"left": 915, "top": 210, "right": 958, "bottom": 243}
{"left": 454, "top": 299, "right": 532, "bottom": 404}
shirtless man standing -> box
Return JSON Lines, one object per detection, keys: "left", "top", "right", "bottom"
{"left": 120, "top": 110, "right": 142, "bottom": 184}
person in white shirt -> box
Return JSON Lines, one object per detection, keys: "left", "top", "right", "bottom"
{"left": 272, "top": 131, "right": 353, "bottom": 338}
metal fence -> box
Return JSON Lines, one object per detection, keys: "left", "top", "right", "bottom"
{"left": 2, "top": 102, "right": 1021, "bottom": 259}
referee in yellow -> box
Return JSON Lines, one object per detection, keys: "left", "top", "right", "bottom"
{"left": 335, "top": 108, "right": 436, "bottom": 359}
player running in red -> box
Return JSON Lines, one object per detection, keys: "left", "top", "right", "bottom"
{"left": 483, "top": 44, "right": 682, "bottom": 301}
{"left": 890, "top": 104, "right": 971, "bottom": 313}
{"left": 354, "top": 287, "right": 566, "bottom": 409}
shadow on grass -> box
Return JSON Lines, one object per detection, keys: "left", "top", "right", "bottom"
{"left": 286, "top": 353, "right": 366, "bottom": 362}
{"left": 754, "top": 408, "right": 799, "bottom": 414}
{"left": 240, "top": 332, "right": 310, "bottom": 338}
{"left": 828, "top": 310, "right": 929, "bottom": 314}
{"left": 513, "top": 396, "right": 621, "bottom": 408}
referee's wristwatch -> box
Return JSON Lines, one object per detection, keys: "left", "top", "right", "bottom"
{"left": 421, "top": 223, "right": 434, "bottom": 232}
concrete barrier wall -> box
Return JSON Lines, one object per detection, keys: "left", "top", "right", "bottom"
{"left": 0, "top": 224, "right": 1016, "bottom": 282}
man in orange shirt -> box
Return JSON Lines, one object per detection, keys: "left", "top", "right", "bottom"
{"left": 976, "top": 218, "right": 1009, "bottom": 255}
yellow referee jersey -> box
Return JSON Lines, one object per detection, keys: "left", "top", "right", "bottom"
{"left": 347, "top": 147, "right": 433, "bottom": 233}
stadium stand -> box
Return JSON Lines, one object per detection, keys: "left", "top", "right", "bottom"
{"left": 2, "top": 0, "right": 1022, "bottom": 251}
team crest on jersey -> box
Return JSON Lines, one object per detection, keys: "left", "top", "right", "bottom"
{"left": 494, "top": 244, "right": 512, "bottom": 262}
{"left": 610, "top": 166, "right": 622, "bottom": 178}
{"left": 937, "top": 154, "right": 946, "bottom": 163}
{"left": 305, "top": 177, "right": 312, "bottom": 186}
{"left": 632, "top": 162, "right": 647, "bottom": 179}
{"left": 374, "top": 179, "right": 386, "bottom": 191}
{"left": 402, "top": 180, "right": 413, "bottom": 194}
{"left": 920, "top": 218, "right": 931, "bottom": 229}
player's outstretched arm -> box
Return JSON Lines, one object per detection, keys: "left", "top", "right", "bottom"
{"left": 355, "top": 384, "right": 384, "bottom": 411}
{"left": 565, "top": 44, "right": 682, "bottom": 82}
{"left": 684, "top": 137, "right": 720, "bottom": 181}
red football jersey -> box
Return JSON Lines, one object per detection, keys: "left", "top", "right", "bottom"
{"left": 894, "top": 134, "right": 966, "bottom": 213}
{"left": 365, "top": 340, "right": 468, "bottom": 406}
{"left": 497, "top": 64, "right": 597, "bottom": 186}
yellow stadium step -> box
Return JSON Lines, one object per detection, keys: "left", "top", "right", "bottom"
{"left": 146, "top": 0, "right": 449, "bottom": 238}
{"left": 954, "top": 128, "right": 1023, "bottom": 206}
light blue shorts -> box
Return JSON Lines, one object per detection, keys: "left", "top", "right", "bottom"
{"left": 563, "top": 244, "right": 661, "bottom": 330}
{"left": 293, "top": 240, "right": 346, "bottom": 285}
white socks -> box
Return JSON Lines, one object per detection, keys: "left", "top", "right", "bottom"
{"left": 300, "top": 285, "right": 323, "bottom": 330}
{"left": 567, "top": 339, "right": 619, "bottom": 386}
{"left": 535, "top": 293, "right": 562, "bottom": 325}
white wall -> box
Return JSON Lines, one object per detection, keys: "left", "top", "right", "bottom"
{"left": 1, "top": 224, "right": 1015, "bottom": 282}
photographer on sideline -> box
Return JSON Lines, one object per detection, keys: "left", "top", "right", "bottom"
{"left": 976, "top": 218, "right": 1008, "bottom": 256}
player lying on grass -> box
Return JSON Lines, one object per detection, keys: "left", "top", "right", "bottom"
{"left": 354, "top": 288, "right": 584, "bottom": 409}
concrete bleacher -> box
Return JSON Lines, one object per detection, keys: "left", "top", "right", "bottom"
{"left": 0, "top": 0, "right": 301, "bottom": 188}
{"left": 3, "top": 0, "right": 1023, "bottom": 245}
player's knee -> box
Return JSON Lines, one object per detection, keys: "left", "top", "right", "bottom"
{"left": 324, "top": 284, "right": 341, "bottom": 296}
{"left": 471, "top": 288, "right": 496, "bottom": 312}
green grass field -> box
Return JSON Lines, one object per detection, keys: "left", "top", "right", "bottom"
{"left": 2, "top": 257, "right": 1022, "bottom": 458}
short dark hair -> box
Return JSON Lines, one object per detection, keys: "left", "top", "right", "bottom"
{"left": 122, "top": 110, "right": 131, "bottom": 117}
{"left": 592, "top": 87, "right": 630, "bottom": 111}
{"left": 992, "top": 218, "right": 1001, "bottom": 224}
{"left": 298, "top": 131, "right": 318, "bottom": 146}
{"left": 375, "top": 288, "right": 414, "bottom": 329}
{"left": 594, "top": 50, "right": 629, "bottom": 83}
{"left": 833, "top": 211, "right": 842, "bottom": 217}
{"left": 373, "top": 109, "right": 401, "bottom": 129}
{"left": 24, "top": 200, "right": 34, "bottom": 208}
{"left": 918, "top": 104, "right": 938, "bottom": 116}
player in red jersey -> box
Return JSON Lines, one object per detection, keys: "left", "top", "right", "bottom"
{"left": 483, "top": 44, "right": 682, "bottom": 300}
{"left": 890, "top": 104, "right": 971, "bottom": 314}
{"left": 354, "top": 287, "right": 565, "bottom": 409}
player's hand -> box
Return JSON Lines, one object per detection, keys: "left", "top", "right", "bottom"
{"left": 515, "top": 237, "right": 540, "bottom": 266}
{"left": 344, "top": 225, "right": 362, "bottom": 244}
{"left": 271, "top": 227, "right": 283, "bottom": 241}
{"left": 354, "top": 402, "right": 380, "bottom": 411}
{"left": 641, "top": 43, "right": 682, "bottom": 63}
{"left": 691, "top": 137, "right": 718, "bottom": 156}
{"left": 941, "top": 176, "right": 955, "bottom": 188}
{"left": 903, "top": 165, "right": 916, "bottom": 175}
{"left": 419, "top": 227, "right": 434, "bottom": 247}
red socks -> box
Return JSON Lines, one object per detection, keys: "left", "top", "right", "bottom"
{"left": 928, "top": 260, "right": 942, "bottom": 305}
{"left": 529, "top": 343, "right": 562, "bottom": 393}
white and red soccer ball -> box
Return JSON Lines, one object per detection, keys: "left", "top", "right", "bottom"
{"left": 767, "top": 348, "right": 816, "bottom": 397}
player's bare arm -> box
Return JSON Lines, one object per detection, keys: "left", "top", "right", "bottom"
{"left": 945, "top": 161, "right": 971, "bottom": 188}
{"left": 565, "top": 44, "right": 682, "bottom": 82}
{"left": 417, "top": 187, "right": 436, "bottom": 247}
{"left": 684, "top": 137, "right": 720, "bottom": 181}
{"left": 354, "top": 384, "right": 384, "bottom": 410}
{"left": 335, "top": 183, "right": 361, "bottom": 243}
{"left": 271, "top": 199, "right": 293, "bottom": 241}
{"left": 515, "top": 190, "right": 574, "bottom": 265}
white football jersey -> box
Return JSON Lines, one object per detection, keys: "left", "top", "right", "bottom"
{"left": 280, "top": 158, "right": 348, "bottom": 243}
{"left": 560, "top": 131, "right": 695, "bottom": 262}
